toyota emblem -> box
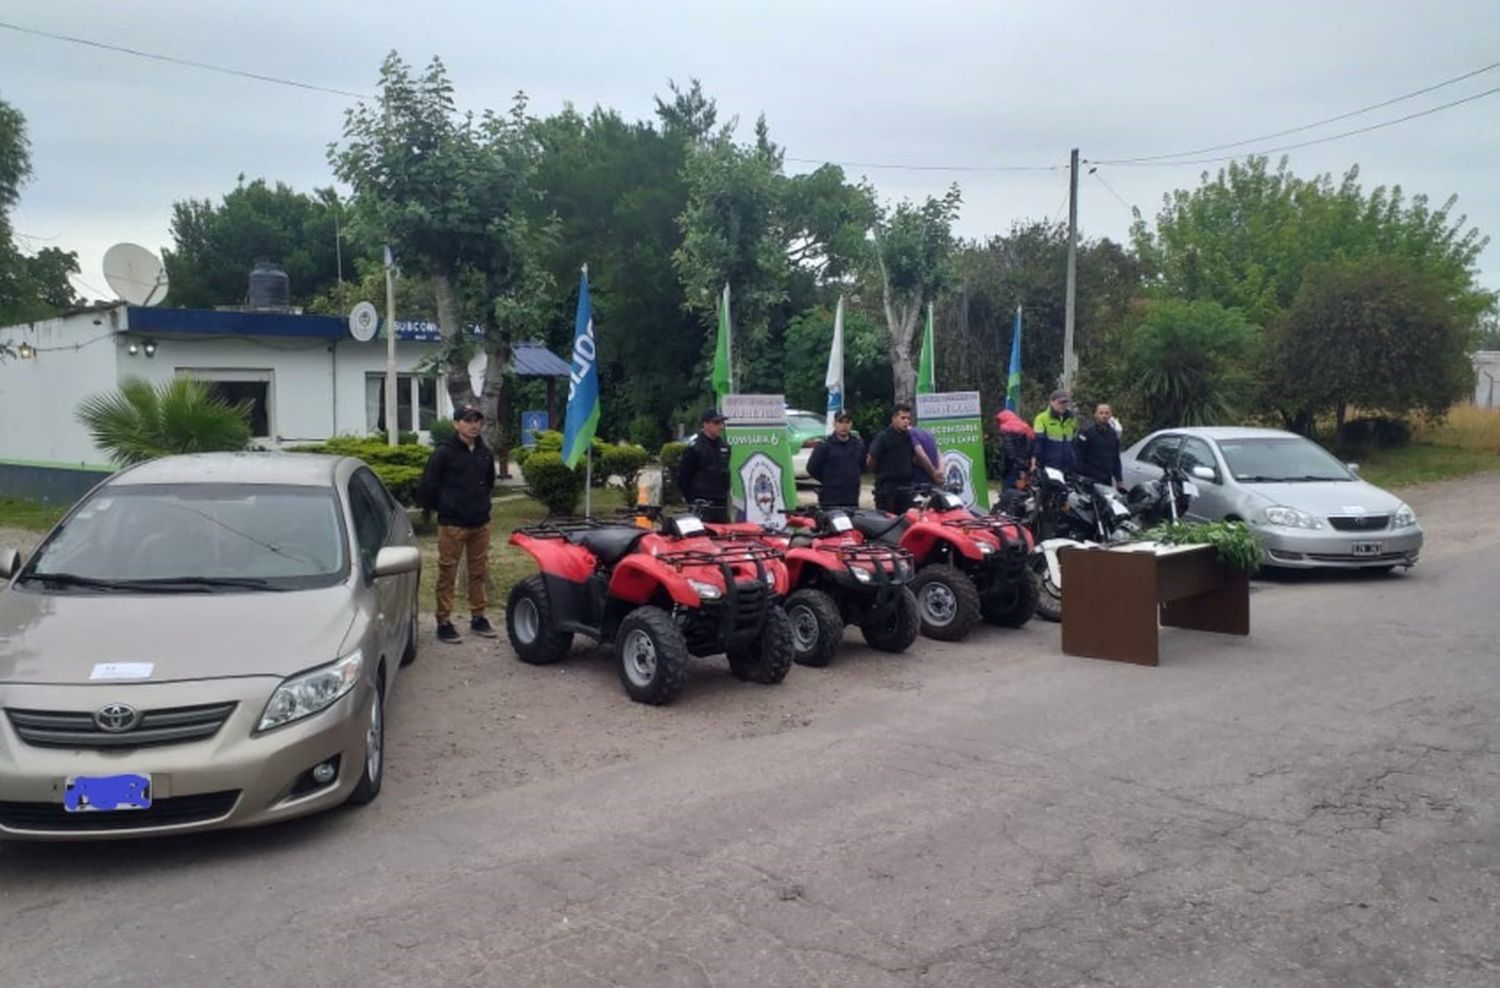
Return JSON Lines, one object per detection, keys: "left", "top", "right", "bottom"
{"left": 94, "top": 703, "right": 140, "bottom": 733}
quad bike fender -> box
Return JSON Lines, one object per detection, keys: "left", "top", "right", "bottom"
{"left": 1036, "top": 537, "right": 1090, "bottom": 588}
{"left": 608, "top": 554, "right": 702, "bottom": 607}
{"left": 509, "top": 532, "right": 597, "bottom": 584}
{"left": 900, "top": 521, "right": 985, "bottom": 563}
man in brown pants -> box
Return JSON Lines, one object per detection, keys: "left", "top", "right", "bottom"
{"left": 417, "top": 403, "right": 497, "bottom": 643}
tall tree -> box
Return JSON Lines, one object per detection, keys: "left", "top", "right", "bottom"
{"left": 1269, "top": 257, "right": 1476, "bottom": 436}
{"left": 1124, "top": 299, "right": 1260, "bottom": 432}
{"left": 0, "top": 93, "right": 80, "bottom": 325}
{"left": 163, "top": 178, "right": 343, "bottom": 308}
{"left": 870, "top": 187, "right": 961, "bottom": 403}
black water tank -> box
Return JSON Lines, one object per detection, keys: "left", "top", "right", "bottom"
{"left": 248, "top": 260, "right": 291, "bottom": 309}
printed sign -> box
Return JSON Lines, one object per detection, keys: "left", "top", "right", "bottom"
{"left": 724, "top": 394, "right": 797, "bottom": 527}
{"left": 916, "top": 391, "right": 989, "bottom": 509}
{"left": 520, "top": 410, "right": 549, "bottom": 448}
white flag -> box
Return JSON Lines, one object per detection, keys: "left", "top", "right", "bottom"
{"left": 825, "top": 295, "right": 845, "bottom": 433}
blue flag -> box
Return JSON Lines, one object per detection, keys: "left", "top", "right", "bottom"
{"left": 1005, "top": 305, "right": 1022, "bottom": 412}
{"left": 561, "top": 267, "right": 599, "bottom": 468}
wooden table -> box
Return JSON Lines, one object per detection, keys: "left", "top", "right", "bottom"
{"left": 1059, "top": 543, "right": 1249, "bottom": 666}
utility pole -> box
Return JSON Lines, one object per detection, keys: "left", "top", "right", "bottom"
{"left": 384, "top": 243, "right": 398, "bottom": 448}
{"left": 1062, "top": 147, "right": 1079, "bottom": 391}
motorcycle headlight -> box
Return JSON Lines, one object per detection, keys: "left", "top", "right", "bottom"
{"left": 850, "top": 566, "right": 873, "bottom": 583}
{"left": 1262, "top": 505, "right": 1324, "bottom": 530}
{"left": 1393, "top": 503, "right": 1416, "bottom": 528}
{"left": 257, "top": 651, "right": 363, "bottom": 732}
{"left": 688, "top": 578, "right": 722, "bottom": 600}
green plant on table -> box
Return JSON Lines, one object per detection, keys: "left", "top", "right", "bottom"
{"left": 1138, "top": 520, "right": 1261, "bottom": 573}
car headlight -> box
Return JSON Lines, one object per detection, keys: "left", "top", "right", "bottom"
{"left": 258, "top": 651, "right": 363, "bottom": 732}
{"left": 688, "top": 578, "right": 722, "bottom": 599}
{"left": 850, "top": 565, "right": 873, "bottom": 583}
{"left": 1262, "top": 505, "right": 1324, "bottom": 530}
{"left": 1394, "top": 503, "right": 1416, "bottom": 528}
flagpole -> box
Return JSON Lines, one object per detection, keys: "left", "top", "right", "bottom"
{"left": 585, "top": 449, "right": 592, "bottom": 518}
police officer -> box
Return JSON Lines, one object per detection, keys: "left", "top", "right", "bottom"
{"left": 1031, "top": 389, "right": 1078, "bottom": 474}
{"left": 1075, "top": 401, "right": 1125, "bottom": 490}
{"left": 866, "top": 403, "right": 931, "bottom": 513}
{"left": 676, "top": 408, "right": 731, "bottom": 522}
{"left": 807, "top": 411, "right": 865, "bottom": 509}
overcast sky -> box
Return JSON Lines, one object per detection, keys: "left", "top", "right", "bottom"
{"left": 3, "top": 0, "right": 1497, "bottom": 305}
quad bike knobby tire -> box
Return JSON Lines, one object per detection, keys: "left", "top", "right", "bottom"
{"left": 1030, "top": 555, "right": 1062, "bottom": 623}
{"left": 506, "top": 575, "right": 575, "bottom": 665}
{"left": 615, "top": 606, "right": 690, "bottom": 705}
{"left": 981, "top": 568, "right": 1040, "bottom": 627}
{"left": 860, "top": 586, "right": 920, "bottom": 653}
{"left": 909, "top": 564, "right": 981, "bottom": 641}
{"left": 727, "top": 604, "right": 795, "bottom": 684}
{"left": 786, "top": 588, "right": 843, "bottom": 667}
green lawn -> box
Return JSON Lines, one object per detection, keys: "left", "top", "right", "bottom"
{"left": 414, "top": 496, "right": 549, "bottom": 617}
{"left": 0, "top": 498, "right": 66, "bottom": 532}
{"left": 1348, "top": 443, "right": 1500, "bottom": 489}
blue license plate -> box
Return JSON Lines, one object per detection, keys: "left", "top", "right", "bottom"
{"left": 63, "top": 774, "right": 152, "bottom": 812}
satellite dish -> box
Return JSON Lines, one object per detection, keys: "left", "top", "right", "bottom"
{"left": 102, "top": 243, "right": 170, "bottom": 306}
{"left": 348, "top": 301, "right": 380, "bottom": 342}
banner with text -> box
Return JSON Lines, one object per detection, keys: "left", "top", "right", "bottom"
{"left": 723, "top": 394, "right": 796, "bottom": 528}
{"left": 916, "top": 391, "right": 989, "bottom": 509}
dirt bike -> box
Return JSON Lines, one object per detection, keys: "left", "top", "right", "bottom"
{"left": 848, "top": 488, "right": 1036, "bottom": 641}
{"left": 1015, "top": 467, "right": 1140, "bottom": 623}
{"left": 506, "top": 512, "right": 794, "bottom": 706}
{"left": 709, "top": 508, "right": 921, "bottom": 667}
{"left": 1126, "top": 464, "right": 1199, "bottom": 527}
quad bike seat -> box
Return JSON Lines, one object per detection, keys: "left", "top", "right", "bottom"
{"left": 850, "top": 511, "right": 909, "bottom": 543}
{"left": 568, "top": 525, "right": 648, "bottom": 565}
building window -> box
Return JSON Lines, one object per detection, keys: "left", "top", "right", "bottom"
{"left": 176, "top": 369, "right": 273, "bottom": 438}
{"left": 366, "top": 374, "right": 437, "bottom": 435}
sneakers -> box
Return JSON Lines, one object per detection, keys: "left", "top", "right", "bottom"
{"left": 436, "top": 621, "right": 462, "bottom": 644}
{"left": 469, "top": 616, "right": 499, "bottom": 639}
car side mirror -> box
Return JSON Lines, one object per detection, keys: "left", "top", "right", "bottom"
{"left": 1190, "top": 465, "right": 1218, "bottom": 484}
{"left": 372, "top": 545, "right": 421, "bottom": 579}
{"left": 0, "top": 549, "right": 20, "bottom": 580}
{"left": 1346, "top": 462, "right": 1361, "bottom": 477}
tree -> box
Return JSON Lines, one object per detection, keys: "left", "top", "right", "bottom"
{"left": 0, "top": 93, "right": 80, "bottom": 324}
{"left": 76, "top": 377, "right": 252, "bottom": 465}
{"left": 1132, "top": 156, "right": 1490, "bottom": 327}
{"left": 162, "top": 178, "right": 344, "bottom": 308}
{"left": 782, "top": 302, "right": 891, "bottom": 434}
{"left": 870, "top": 187, "right": 961, "bottom": 402}
{"left": 1124, "top": 299, "right": 1260, "bottom": 432}
{"left": 1269, "top": 257, "right": 1475, "bottom": 437}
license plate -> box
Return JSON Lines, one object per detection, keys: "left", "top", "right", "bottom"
{"left": 1351, "top": 542, "right": 1384, "bottom": 556}
{"left": 63, "top": 774, "right": 152, "bottom": 813}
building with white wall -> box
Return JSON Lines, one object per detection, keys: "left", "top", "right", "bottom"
{"left": 0, "top": 304, "right": 449, "bottom": 501}
{"left": 1475, "top": 351, "right": 1500, "bottom": 409}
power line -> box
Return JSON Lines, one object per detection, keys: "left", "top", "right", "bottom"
{"left": 1088, "top": 169, "right": 1136, "bottom": 216}
{"left": 1094, "top": 84, "right": 1500, "bottom": 168}
{"left": 0, "top": 20, "right": 373, "bottom": 100}
{"left": 1091, "top": 58, "right": 1500, "bottom": 165}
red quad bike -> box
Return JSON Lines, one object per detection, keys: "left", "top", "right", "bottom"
{"left": 505, "top": 513, "right": 795, "bottom": 705}
{"left": 849, "top": 489, "right": 1037, "bottom": 641}
{"left": 710, "top": 509, "right": 921, "bottom": 667}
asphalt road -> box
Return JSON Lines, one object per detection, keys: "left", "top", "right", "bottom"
{"left": 2, "top": 476, "right": 1498, "bottom": 987}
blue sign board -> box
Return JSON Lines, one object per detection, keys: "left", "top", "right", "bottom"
{"left": 521, "top": 410, "right": 549, "bottom": 448}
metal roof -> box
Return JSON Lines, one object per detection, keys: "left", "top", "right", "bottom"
{"left": 511, "top": 341, "right": 571, "bottom": 378}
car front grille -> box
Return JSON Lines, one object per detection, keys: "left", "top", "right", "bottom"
{"left": 4, "top": 702, "right": 237, "bottom": 749}
{"left": 1304, "top": 551, "right": 1410, "bottom": 563}
{"left": 0, "top": 791, "right": 240, "bottom": 833}
{"left": 1328, "top": 514, "right": 1390, "bottom": 532}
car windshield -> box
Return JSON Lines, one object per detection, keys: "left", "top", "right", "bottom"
{"left": 787, "top": 413, "right": 826, "bottom": 437}
{"left": 1216, "top": 438, "right": 1353, "bottom": 483}
{"left": 24, "top": 483, "right": 348, "bottom": 591}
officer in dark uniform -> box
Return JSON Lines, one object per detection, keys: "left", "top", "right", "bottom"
{"left": 676, "top": 408, "right": 731, "bottom": 522}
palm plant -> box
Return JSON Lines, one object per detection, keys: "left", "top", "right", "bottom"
{"left": 76, "top": 376, "right": 253, "bottom": 465}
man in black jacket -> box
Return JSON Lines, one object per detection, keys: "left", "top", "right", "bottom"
{"left": 807, "top": 411, "right": 865, "bottom": 509}
{"left": 676, "top": 408, "right": 731, "bottom": 521}
{"left": 417, "top": 403, "right": 497, "bottom": 643}
{"left": 1075, "top": 401, "right": 1124, "bottom": 490}
{"left": 867, "top": 403, "right": 920, "bottom": 513}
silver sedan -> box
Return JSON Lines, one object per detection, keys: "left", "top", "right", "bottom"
{"left": 1121, "top": 427, "right": 1423, "bottom": 571}
{"left": 0, "top": 453, "right": 421, "bottom": 839}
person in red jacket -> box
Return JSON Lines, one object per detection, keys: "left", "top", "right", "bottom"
{"left": 995, "top": 409, "right": 1035, "bottom": 491}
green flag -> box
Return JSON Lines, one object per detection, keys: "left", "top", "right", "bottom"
{"left": 915, "top": 302, "right": 936, "bottom": 395}
{"left": 712, "top": 283, "right": 732, "bottom": 405}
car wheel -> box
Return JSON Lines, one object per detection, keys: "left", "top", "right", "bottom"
{"left": 507, "top": 575, "right": 574, "bottom": 665}
{"left": 616, "top": 606, "right": 689, "bottom": 705}
{"left": 909, "top": 564, "right": 981, "bottom": 641}
{"left": 727, "top": 604, "right": 795, "bottom": 684}
{"left": 786, "top": 588, "right": 843, "bottom": 667}
{"left": 860, "top": 586, "right": 920, "bottom": 653}
{"left": 346, "top": 673, "right": 385, "bottom": 806}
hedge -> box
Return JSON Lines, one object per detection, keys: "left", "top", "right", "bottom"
{"left": 521, "top": 451, "right": 583, "bottom": 515}
{"left": 288, "top": 438, "right": 432, "bottom": 505}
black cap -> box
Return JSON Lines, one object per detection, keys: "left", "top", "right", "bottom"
{"left": 453, "top": 403, "right": 484, "bottom": 421}
{"left": 1050, "top": 389, "right": 1072, "bottom": 402}
{"left": 701, "top": 408, "right": 726, "bottom": 423}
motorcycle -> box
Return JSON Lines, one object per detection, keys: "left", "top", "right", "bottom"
{"left": 1126, "top": 465, "right": 1198, "bottom": 527}
{"left": 1012, "top": 467, "right": 1140, "bottom": 623}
